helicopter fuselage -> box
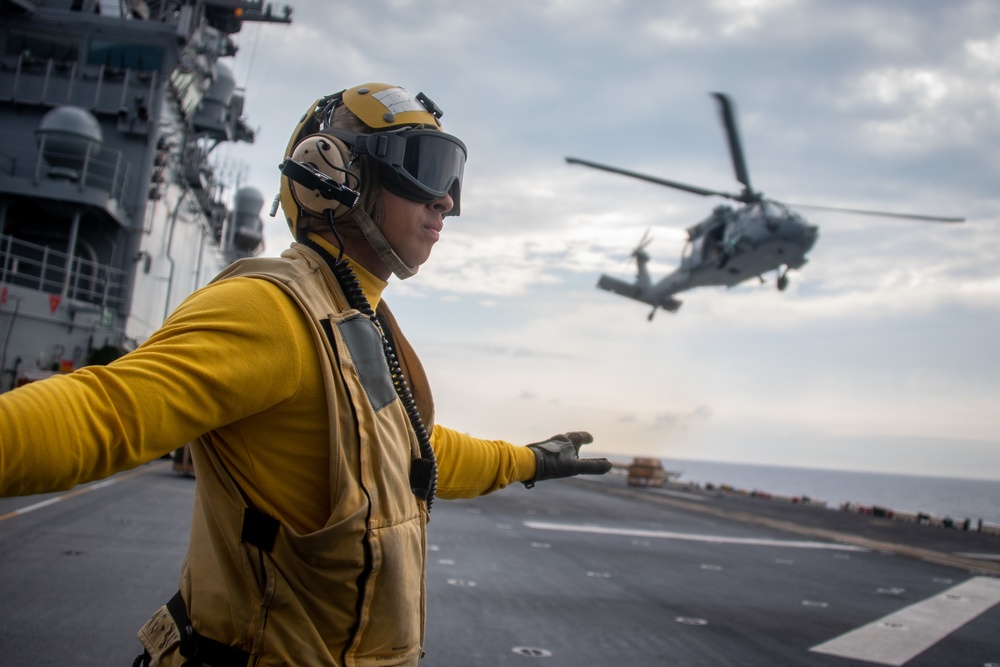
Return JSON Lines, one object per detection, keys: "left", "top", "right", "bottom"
{"left": 597, "top": 201, "right": 819, "bottom": 315}
{"left": 572, "top": 92, "right": 956, "bottom": 320}
{"left": 678, "top": 201, "right": 818, "bottom": 288}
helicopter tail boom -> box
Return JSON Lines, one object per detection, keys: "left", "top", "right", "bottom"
{"left": 597, "top": 275, "right": 683, "bottom": 313}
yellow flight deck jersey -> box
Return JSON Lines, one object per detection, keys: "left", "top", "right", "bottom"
{"left": 0, "top": 239, "right": 536, "bottom": 530}
{"left": 0, "top": 236, "right": 538, "bottom": 666}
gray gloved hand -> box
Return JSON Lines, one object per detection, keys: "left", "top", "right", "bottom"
{"left": 523, "top": 431, "right": 612, "bottom": 488}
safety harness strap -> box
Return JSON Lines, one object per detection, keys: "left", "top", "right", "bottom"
{"left": 168, "top": 591, "right": 252, "bottom": 667}
{"left": 132, "top": 591, "right": 252, "bottom": 667}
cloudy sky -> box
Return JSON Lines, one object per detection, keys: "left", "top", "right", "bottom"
{"left": 215, "top": 0, "right": 1000, "bottom": 481}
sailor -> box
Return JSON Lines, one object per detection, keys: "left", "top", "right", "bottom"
{"left": 0, "top": 82, "right": 611, "bottom": 666}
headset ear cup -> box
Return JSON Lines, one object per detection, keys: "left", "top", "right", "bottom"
{"left": 287, "top": 133, "right": 354, "bottom": 219}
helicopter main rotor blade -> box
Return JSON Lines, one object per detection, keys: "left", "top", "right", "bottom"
{"left": 785, "top": 203, "right": 965, "bottom": 223}
{"left": 711, "top": 92, "right": 753, "bottom": 194}
{"left": 565, "top": 157, "right": 741, "bottom": 200}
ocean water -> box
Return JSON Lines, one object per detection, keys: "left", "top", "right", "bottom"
{"left": 659, "top": 459, "right": 1000, "bottom": 526}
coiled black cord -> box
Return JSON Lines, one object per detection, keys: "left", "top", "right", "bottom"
{"left": 302, "top": 231, "right": 438, "bottom": 511}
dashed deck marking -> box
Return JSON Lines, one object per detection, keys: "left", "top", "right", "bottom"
{"left": 524, "top": 521, "right": 867, "bottom": 551}
{"left": 0, "top": 462, "right": 169, "bottom": 523}
{"left": 810, "top": 576, "right": 1000, "bottom": 666}
{"left": 955, "top": 552, "right": 1000, "bottom": 562}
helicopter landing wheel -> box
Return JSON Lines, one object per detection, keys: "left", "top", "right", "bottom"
{"left": 776, "top": 271, "right": 789, "bottom": 291}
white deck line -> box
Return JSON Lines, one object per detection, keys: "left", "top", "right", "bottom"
{"left": 810, "top": 576, "right": 1000, "bottom": 666}
{"left": 524, "top": 520, "right": 867, "bottom": 550}
{"left": 0, "top": 462, "right": 169, "bottom": 523}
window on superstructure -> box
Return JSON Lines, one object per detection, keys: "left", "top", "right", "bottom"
{"left": 87, "top": 40, "right": 163, "bottom": 71}
{"left": 5, "top": 31, "right": 79, "bottom": 62}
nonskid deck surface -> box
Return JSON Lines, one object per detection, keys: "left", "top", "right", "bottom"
{"left": 424, "top": 476, "right": 1000, "bottom": 666}
{"left": 0, "top": 463, "right": 997, "bottom": 666}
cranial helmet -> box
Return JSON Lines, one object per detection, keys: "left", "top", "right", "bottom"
{"left": 278, "top": 83, "right": 467, "bottom": 279}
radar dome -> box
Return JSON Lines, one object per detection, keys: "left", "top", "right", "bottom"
{"left": 232, "top": 186, "right": 264, "bottom": 252}
{"left": 234, "top": 186, "right": 264, "bottom": 214}
{"left": 36, "top": 106, "right": 103, "bottom": 171}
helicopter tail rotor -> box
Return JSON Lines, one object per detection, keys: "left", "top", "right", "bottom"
{"left": 625, "top": 229, "right": 654, "bottom": 290}
{"left": 631, "top": 228, "right": 653, "bottom": 261}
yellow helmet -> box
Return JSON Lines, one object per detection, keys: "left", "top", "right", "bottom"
{"left": 278, "top": 83, "right": 465, "bottom": 240}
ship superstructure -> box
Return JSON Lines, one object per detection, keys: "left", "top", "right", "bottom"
{"left": 0, "top": 0, "right": 290, "bottom": 390}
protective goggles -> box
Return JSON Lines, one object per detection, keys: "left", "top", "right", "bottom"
{"left": 326, "top": 127, "right": 466, "bottom": 216}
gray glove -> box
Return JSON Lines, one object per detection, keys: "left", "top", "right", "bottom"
{"left": 523, "top": 431, "right": 612, "bottom": 488}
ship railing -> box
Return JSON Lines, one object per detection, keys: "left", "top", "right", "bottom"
{"left": 0, "top": 133, "right": 133, "bottom": 210}
{"left": 2, "top": 53, "right": 159, "bottom": 126}
{"left": 0, "top": 234, "right": 127, "bottom": 313}
{"left": 0, "top": 150, "right": 14, "bottom": 178}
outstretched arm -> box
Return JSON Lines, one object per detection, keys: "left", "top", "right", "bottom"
{"left": 0, "top": 278, "right": 303, "bottom": 497}
{"left": 431, "top": 426, "right": 612, "bottom": 499}
{"left": 431, "top": 424, "right": 535, "bottom": 499}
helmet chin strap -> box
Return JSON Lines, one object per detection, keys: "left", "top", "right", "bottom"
{"left": 353, "top": 207, "right": 419, "bottom": 280}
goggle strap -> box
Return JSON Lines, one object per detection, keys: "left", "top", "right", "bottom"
{"left": 322, "top": 128, "right": 367, "bottom": 158}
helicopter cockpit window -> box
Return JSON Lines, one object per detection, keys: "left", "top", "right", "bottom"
{"left": 735, "top": 202, "right": 763, "bottom": 232}
{"left": 760, "top": 201, "right": 791, "bottom": 230}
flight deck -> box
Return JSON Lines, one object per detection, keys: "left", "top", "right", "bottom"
{"left": 1, "top": 462, "right": 998, "bottom": 666}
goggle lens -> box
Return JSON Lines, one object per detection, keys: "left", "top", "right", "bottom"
{"left": 328, "top": 128, "right": 467, "bottom": 214}
{"left": 402, "top": 134, "right": 465, "bottom": 198}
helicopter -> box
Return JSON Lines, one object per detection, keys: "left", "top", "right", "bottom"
{"left": 566, "top": 93, "right": 964, "bottom": 321}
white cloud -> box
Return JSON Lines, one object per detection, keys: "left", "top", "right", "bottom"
{"left": 965, "top": 32, "right": 1000, "bottom": 70}
{"left": 645, "top": 17, "right": 703, "bottom": 43}
{"left": 862, "top": 68, "right": 950, "bottom": 107}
